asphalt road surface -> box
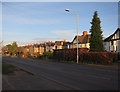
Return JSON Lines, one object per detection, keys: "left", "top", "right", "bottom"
{"left": 2, "top": 56, "right": 118, "bottom": 90}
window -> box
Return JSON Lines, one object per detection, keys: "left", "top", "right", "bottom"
{"left": 55, "top": 46, "right": 57, "bottom": 49}
{"left": 111, "top": 41, "right": 114, "bottom": 45}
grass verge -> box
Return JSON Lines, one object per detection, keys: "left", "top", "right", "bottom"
{"left": 2, "top": 63, "right": 16, "bottom": 75}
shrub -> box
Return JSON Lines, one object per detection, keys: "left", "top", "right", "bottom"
{"left": 43, "top": 52, "right": 53, "bottom": 59}
{"left": 53, "top": 49, "right": 119, "bottom": 64}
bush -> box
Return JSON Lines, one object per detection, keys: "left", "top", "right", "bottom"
{"left": 37, "top": 54, "right": 43, "bottom": 59}
{"left": 53, "top": 49, "right": 119, "bottom": 64}
{"left": 43, "top": 52, "right": 53, "bottom": 59}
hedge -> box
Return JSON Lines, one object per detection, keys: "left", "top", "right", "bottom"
{"left": 53, "top": 48, "right": 118, "bottom": 64}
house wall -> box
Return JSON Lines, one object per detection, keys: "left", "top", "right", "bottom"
{"left": 27, "top": 48, "right": 29, "bottom": 52}
{"left": 39, "top": 46, "right": 44, "bottom": 55}
{"left": 45, "top": 46, "right": 49, "bottom": 52}
{"left": 74, "top": 43, "right": 90, "bottom": 49}
{"left": 34, "top": 46, "right": 39, "bottom": 54}
{"left": 116, "top": 31, "right": 119, "bottom": 39}
{"left": 112, "top": 30, "right": 119, "bottom": 39}
{"left": 105, "top": 42, "right": 110, "bottom": 51}
{"left": 69, "top": 44, "right": 73, "bottom": 48}
{"left": 52, "top": 45, "right": 55, "bottom": 50}
{"left": 39, "top": 46, "right": 42, "bottom": 54}
{"left": 105, "top": 30, "right": 120, "bottom": 52}
{"left": 29, "top": 47, "right": 34, "bottom": 55}
{"left": 67, "top": 44, "right": 70, "bottom": 49}
{"left": 118, "top": 40, "right": 120, "bottom": 52}
{"left": 72, "top": 37, "right": 90, "bottom": 49}
{"left": 41, "top": 47, "right": 44, "bottom": 55}
{"left": 86, "top": 43, "right": 90, "bottom": 49}
{"left": 50, "top": 46, "right": 53, "bottom": 52}
{"left": 57, "top": 45, "right": 62, "bottom": 49}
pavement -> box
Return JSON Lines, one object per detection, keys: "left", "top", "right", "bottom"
{"left": 2, "top": 56, "right": 119, "bottom": 90}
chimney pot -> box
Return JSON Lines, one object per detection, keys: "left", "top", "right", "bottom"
{"left": 83, "top": 31, "right": 88, "bottom": 36}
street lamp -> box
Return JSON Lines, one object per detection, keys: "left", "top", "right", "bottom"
{"left": 65, "top": 9, "right": 79, "bottom": 64}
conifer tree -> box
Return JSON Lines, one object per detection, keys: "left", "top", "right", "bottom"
{"left": 89, "top": 11, "right": 105, "bottom": 52}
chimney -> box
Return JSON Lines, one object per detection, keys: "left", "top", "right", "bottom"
{"left": 83, "top": 31, "right": 88, "bottom": 36}
{"left": 63, "top": 38, "right": 66, "bottom": 42}
{"left": 44, "top": 42, "right": 46, "bottom": 45}
{"left": 61, "top": 41, "right": 63, "bottom": 45}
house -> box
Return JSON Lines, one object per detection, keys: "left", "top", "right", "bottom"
{"left": 44, "top": 41, "right": 55, "bottom": 52}
{"left": 104, "top": 28, "right": 120, "bottom": 52}
{"left": 28, "top": 45, "right": 34, "bottom": 56}
{"left": 69, "top": 31, "right": 91, "bottom": 49}
{"left": 33, "top": 43, "right": 39, "bottom": 55}
{"left": 39, "top": 43, "right": 45, "bottom": 55}
{"left": 55, "top": 40, "right": 70, "bottom": 50}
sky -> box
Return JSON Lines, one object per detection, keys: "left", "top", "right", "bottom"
{"left": 2, "top": 2, "right": 118, "bottom": 46}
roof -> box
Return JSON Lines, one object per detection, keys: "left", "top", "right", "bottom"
{"left": 55, "top": 41, "right": 63, "bottom": 45}
{"left": 104, "top": 28, "right": 120, "bottom": 42}
{"left": 40, "top": 43, "right": 44, "bottom": 47}
{"left": 44, "top": 41, "right": 55, "bottom": 46}
{"left": 72, "top": 34, "right": 91, "bottom": 44}
{"left": 55, "top": 41, "right": 70, "bottom": 46}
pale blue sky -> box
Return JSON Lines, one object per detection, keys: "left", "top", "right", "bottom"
{"left": 2, "top": 2, "right": 118, "bottom": 46}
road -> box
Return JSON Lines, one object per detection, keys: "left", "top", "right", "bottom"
{"left": 2, "top": 56, "right": 118, "bottom": 90}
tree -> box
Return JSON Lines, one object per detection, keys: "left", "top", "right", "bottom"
{"left": 89, "top": 11, "right": 105, "bottom": 52}
{"left": 11, "top": 42, "right": 18, "bottom": 55}
{"left": 6, "top": 42, "right": 18, "bottom": 55}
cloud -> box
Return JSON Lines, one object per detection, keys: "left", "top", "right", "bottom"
{"left": 33, "top": 37, "right": 61, "bottom": 42}
{"left": 3, "top": 40, "right": 36, "bottom": 46}
{"left": 51, "top": 30, "right": 76, "bottom": 37}
{"left": 3, "top": 15, "right": 60, "bottom": 25}
{"left": 3, "top": 37, "right": 62, "bottom": 46}
{"left": 2, "top": 32, "right": 22, "bottom": 35}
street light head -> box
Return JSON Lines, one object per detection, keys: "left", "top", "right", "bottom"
{"left": 65, "top": 9, "right": 70, "bottom": 12}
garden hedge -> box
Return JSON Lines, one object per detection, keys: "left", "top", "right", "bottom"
{"left": 53, "top": 48, "right": 118, "bottom": 64}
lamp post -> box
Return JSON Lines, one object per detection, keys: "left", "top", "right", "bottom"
{"left": 65, "top": 9, "right": 79, "bottom": 64}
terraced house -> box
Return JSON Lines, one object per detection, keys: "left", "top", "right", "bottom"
{"left": 39, "top": 43, "right": 44, "bottom": 55}
{"left": 28, "top": 45, "right": 34, "bottom": 56}
{"left": 33, "top": 43, "right": 39, "bottom": 55}
{"left": 55, "top": 40, "right": 70, "bottom": 50}
{"left": 69, "top": 31, "right": 91, "bottom": 49}
{"left": 44, "top": 41, "right": 55, "bottom": 52}
{"left": 104, "top": 28, "right": 120, "bottom": 52}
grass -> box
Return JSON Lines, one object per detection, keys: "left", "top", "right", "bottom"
{"left": 2, "top": 63, "right": 16, "bottom": 75}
